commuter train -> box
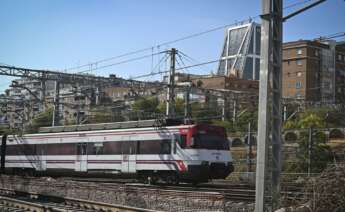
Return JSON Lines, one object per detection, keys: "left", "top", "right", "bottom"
{"left": 0, "top": 120, "right": 234, "bottom": 184}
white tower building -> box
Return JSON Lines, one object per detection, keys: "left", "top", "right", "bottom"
{"left": 217, "top": 21, "right": 261, "bottom": 80}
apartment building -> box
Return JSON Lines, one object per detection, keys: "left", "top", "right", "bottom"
{"left": 283, "top": 40, "right": 345, "bottom": 104}
{"left": 3, "top": 78, "right": 98, "bottom": 129}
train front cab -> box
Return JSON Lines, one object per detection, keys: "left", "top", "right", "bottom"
{"left": 176, "top": 125, "right": 234, "bottom": 183}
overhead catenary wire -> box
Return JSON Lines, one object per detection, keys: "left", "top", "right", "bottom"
{"left": 132, "top": 58, "right": 224, "bottom": 79}
{"left": 76, "top": 51, "right": 167, "bottom": 74}
{"left": 134, "top": 29, "right": 345, "bottom": 80}
{"left": 65, "top": 0, "right": 316, "bottom": 74}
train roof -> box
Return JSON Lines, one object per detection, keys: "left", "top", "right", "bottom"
{"left": 38, "top": 119, "right": 188, "bottom": 134}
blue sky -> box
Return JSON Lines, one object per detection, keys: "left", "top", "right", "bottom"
{"left": 0, "top": 0, "right": 344, "bottom": 92}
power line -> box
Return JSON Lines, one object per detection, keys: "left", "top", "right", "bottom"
{"left": 76, "top": 51, "right": 166, "bottom": 73}
{"left": 99, "top": 1, "right": 324, "bottom": 80}
{"left": 67, "top": 19, "right": 260, "bottom": 73}
{"left": 283, "top": 0, "right": 313, "bottom": 10}
{"left": 132, "top": 58, "right": 223, "bottom": 79}
{"left": 65, "top": 0, "right": 315, "bottom": 74}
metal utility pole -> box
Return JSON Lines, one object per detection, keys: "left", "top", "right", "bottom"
{"left": 232, "top": 98, "right": 237, "bottom": 124}
{"left": 0, "top": 134, "right": 7, "bottom": 173}
{"left": 255, "top": 0, "right": 282, "bottom": 211}
{"left": 308, "top": 127, "right": 313, "bottom": 177}
{"left": 222, "top": 93, "right": 227, "bottom": 121}
{"left": 283, "top": 105, "right": 287, "bottom": 121}
{"left": 52, "top": 81, "right": 60, "bottom": 126}
{"left": 247, "top": 122, "right": 253, "bottom": 173}
{"left": 184, "top": 84, "right": 191, "bottom": 120}
{"left": 255, "top": 0, "right": 326, "bottom": 211}
{"left": 166, "top": 48, "right": 177, "bottom": 118}
{"left": 41, "top": 79, "right": 46, "bottom": 111}
{"left": 95, "top": 87, "right": 100, "bottom": 105}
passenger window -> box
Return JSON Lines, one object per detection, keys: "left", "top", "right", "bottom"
{"left": 77, "top": 143, "right": 87, "bottom": 155}
{"left": 160, "top": 140, "right": 171, "bottom": 154}
{"left": 93, "top": 143, "right": 103, "bottom": 155}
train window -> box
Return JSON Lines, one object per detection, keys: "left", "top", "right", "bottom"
{"left": 5, "top": 144, "right": 36, "bottom": 155}
{"left": 103, "top": 141, "right": 122, "bottom": 154}
{"left": 138, "top": 140, "right": 159, "bottom": 154}
{"left": 45, "top": 143, "right": 75, "bottom": 155}
{"left": 138, "top": 140, "right": 171, "bottom": 154}
{"left": 121, "top": 141, "right": 136, "bottom": 154}
{"left": 192, "top": 134, "right": 229, "bottom": 150}
{"left": 5, "top": 145, "right": 17, "bottom": 155}
{"left": 76, "top": 143, "right": 87, "bottom": 155}
{"left": 122, "top": 142, "right": 130, "bottom": 154}
{"left": 22, "top": 144, "right": 36, "bottom": 155}
{"left": 90, "top": 142, "right": 103, "bottom": 155}
{"left": 160, "top": 140, "right": 171, "bottom": 154}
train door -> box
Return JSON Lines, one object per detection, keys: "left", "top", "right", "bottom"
{"left": 121, "top": 136, "right": 136, "bottom": 173}
{"left": 36, "top": 146, "right": 46, "bottom": 171}
{"left": 75, "top": 143, "right": 87, "bottom": 172}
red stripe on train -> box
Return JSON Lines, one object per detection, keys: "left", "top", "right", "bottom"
{"left": 5, "top": 160, "right": 187, "bottom": 172}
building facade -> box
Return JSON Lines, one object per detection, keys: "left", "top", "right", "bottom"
{"left": 282, "top": 40, "right": 345, "bottom": 104}
{"left": 3, "top": 78, "right": 98, "bottom": 129}
{"left": 217, "top": 21, "right": 261, "bottom": 80}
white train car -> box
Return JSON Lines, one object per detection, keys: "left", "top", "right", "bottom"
{"left": 1, "top": 120, "right": 234, "bottom": 184}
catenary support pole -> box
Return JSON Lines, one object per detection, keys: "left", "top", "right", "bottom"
{"left": 184, "top": 85, "right": 191, "bottom": 120}
{"left": 232, "top": 98, "right": 237, "bottom": 124}
{"left": 222, "top": 93, "right": 227, "bottom": 121}
{"left": 247, "top": 122, "right": 252, "bottom": 173}
{"left": 308, "top": 127, "right": 313, "bottom": 177}
{"left": 271, "top": 0, "right": 283, "bottom": 209}
{"left": 0, "top": 134, "right": 7, "bottom": 173}
{"left": 41, "top": 79, "right": 46, "bottom": 111}
{"left": 52, "top": 81, "right": 60, "bottom": 126}
{"left": 255, "top": 0, "right": 283, "bottom": 211}
{"left": 166, "top": 48, "right": 177, "bottom": 118}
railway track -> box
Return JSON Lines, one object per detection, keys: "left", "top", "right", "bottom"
{"left": 0, "top": 175, "right": 305, "bottom": 208}
{"left": 61, "top": 178, "right": 256, "bottom": 202}
{"left": 0, "top": 188, "right": 160, "bottom": 212}
{"left": 64, "top": 177, "right": 304, "bottom": 202}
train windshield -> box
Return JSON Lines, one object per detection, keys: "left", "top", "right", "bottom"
{"left": 192, "top": 134, "right": 229, "bottom": 150}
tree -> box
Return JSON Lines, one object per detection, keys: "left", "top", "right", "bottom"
{"left": 88, "top": 112, "right": 113, "bottom": 123}
{"left": 283, "top": 109, "right": 331, "bottom": 173}
{"left": 297, "top": 113, "right": 325, "bottom": 129}
{"left": 191, "top": 102, "right": 220, "bottom": 122}
{"left": 294, "top": 130, "right": 331, "bottom": 173}
{"left": 283, "top": 120, "right": 297, "bottom": 129}
{"left": 25, "top": 108, "right": 54, "bottom": 133}
{"left": 157, "top": 98, "right": 184, "bottom": 117}
{"left": 132, "top": 97, "right": 159, "bottom": 113}
{"left": 283, "top": 108, "right": 326, "bottom": 130}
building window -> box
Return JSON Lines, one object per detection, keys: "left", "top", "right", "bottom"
{"left": 315, "top": 50, "right": 319, "bottom": 57}
{"left": 297, "top": 72, "right": 302, "bottom": 77}
{"left": 297, "top": 49, "right": 302, "bottom": 55}
{"left": 296, "top": 60, "right": 302, "bottom": 66}
{"left": 295, "top": 81, "right": 302, "bottom": 89}
{"left": 287, "top": 61, "right": 290, "bottom": 65}
{"left": 338, "top": 54, "right": 342, "bottom": 61}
